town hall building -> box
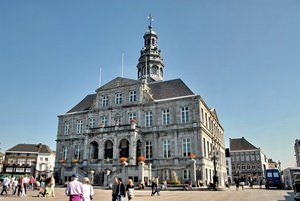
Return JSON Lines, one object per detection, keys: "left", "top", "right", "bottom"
{"left": 54, "top": 20, "right": 227, "bottom": 186}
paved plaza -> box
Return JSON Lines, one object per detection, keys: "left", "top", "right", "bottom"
{"left": 0, "top": 186, "right": 296, "bottom": 201}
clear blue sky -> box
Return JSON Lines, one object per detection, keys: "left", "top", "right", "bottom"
{"left": 1, "top": 0, "right": 299, "bottom": 168}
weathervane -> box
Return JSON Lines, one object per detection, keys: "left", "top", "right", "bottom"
{"left": 147, "top": 14, "right": 154, "bottom": 29}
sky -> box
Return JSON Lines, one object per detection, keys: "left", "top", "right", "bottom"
{"left": 0, "top": 0, "right": 299, "bottom": 168}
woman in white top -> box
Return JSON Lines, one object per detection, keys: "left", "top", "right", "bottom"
{"left": 82, "top": 177, "right": 94, "bottom": 201}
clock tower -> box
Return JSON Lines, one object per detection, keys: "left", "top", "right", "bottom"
{"left": 137, "top": 15, "right": 164, "bottom": 82}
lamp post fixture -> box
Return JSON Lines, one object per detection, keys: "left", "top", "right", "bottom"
{"left": 209, "top": 138, "right": 219, "bottom": 190}
{"left": 105, "top": 169, "right": 111, "bottom": 186}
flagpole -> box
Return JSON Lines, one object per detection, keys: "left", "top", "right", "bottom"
{"left": 99, "top": 67, "right": 102, "bottom": 87}
{"left": 121, "top": 53, "right": 124, "bottom": 77}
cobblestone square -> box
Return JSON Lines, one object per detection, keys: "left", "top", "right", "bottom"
{"left": 0, "top": 186, "right": 295, "bottom": 201}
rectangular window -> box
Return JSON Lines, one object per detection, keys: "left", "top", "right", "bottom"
{"left": 145, "top": 111, "right": 153, "bottom": 127}
{"left": 205, "top": 113, "right": 208, "bottom": 126}
{"left": 129, "top": 90, "right": 137, "bottom": 102}
{"left": 45, "top": 158, "right": 48, "bottom": 162}
{"left": 162, "top": 109, "right": 170, "bottom": 125}
{"left": 182, "top": 138, "right": 191, "bottom": 157}
{"left": 89, "top": 118, "right": 95, "bottom": 128}
{"left": 129, "top": 112, "right": 136, "bottom": 124}
{"left": 163, "top": 139, "right": 171, "bottom": 158}
{"left": 115, "top": 93, "right": 122, "bottom": 104}
{"left": 181, "top": 106, "right": 190, "bottom": 123}
{"left": 62, "top": 147, "right": 68, "bottom": 160}
{"left": 145, "top": 141, "right": 152, "bottom": 159}
{"left": 241, "top": 154, "right": 245, "bottom": 161}
{"left": 64, "top": 121, "right": 70, "bottom": 135}
{"left": 100, "top": 116, "right": 108, "bottom": 126}
{"left": 102, "top": 95, "right": 109, "bottom": 107}
{"left": 74, "top": 145, "right": 80, "bottom": 160}
{"left": 76, "top": 120, "right": 83, "bottom": 134}
{"left": 203, "top": 138, "right": 206, "bottom": 158}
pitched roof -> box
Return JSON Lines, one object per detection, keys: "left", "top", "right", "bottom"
{"left": 67, "top": 94, "right": 96, "bottom": 113}
{"left": 148, "top": 79, "right": 194, "bottom": 100}
{"left": 6, "top": 143, "right": 53, "bottom": 154}
{"left": 230, "top": 137, "right": 258, "bottom": 151}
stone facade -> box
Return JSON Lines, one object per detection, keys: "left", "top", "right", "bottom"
{"left": 54, "top": 22, "right": 226, "bottom": 186}
{"left": 230, "top": 138, "right": 268, "bottom": 180}
{"left": 2, "top": 143, "right": 55, "bottom": 179}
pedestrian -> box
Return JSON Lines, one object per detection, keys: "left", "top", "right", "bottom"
{"left": 12, "top": 178, "right": 18, "bottom": 195}
{"left": 65, "top": 173, "right": 83, "bottom": 201}
{"left": 234, "top": 177, "right": 240, "bottom": 191}
{"left": 49, "top": 175, "right": 55, "bottom": 197}
{"left": 0, "top": 176, "right": 10, "bottom": 195}
{"left": 82, "top": 177, "right": 94, "bottom": 201}
{"left": 126, "top": 178, "right": 135, "bottom": 201}
{"left": 116, "top": 178, "right": 126, "bottom": 201}
{"left": 151, "top": 176, "right": 160, "bottom": 196}
{"left": 112, "top": 176, "right": 119, "bottom": 201}
{"left": 259, "top": 177, "right": 263, "bottom": 189}
{"left": 240, "top": 176, "right": 245, "bottom": 190}
{"left": 151, "top": 177, "right": 156, "bottom": 196}
{"left": 29, "top": 175, "right": 35, "bottom": 191}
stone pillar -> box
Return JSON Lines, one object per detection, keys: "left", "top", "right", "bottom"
{"left": 129, "top": 130, "right": 137, "bottom": 165}
{"left": 191, "top": 159, "right": 197, "bottom": 186}
{"left": 83, "top": 135, "right": 89, "bottom": 165}
{"left": 138, "top": 161, "right": 145, "bottom": 185}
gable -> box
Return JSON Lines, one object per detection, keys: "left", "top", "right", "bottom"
{"left": 96, "top": 77, "right": 140, "bottom": 92}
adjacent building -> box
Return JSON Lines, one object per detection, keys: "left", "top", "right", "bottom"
{"left": 0, "top": 152, "right": 4, "bottom": 173}
{"left": 55, "top": 21, "right": 227, "bottom": 186}
{"left": 2, "top": 143, "right": 55, "bottom": 179}
{"left": 229, "top": 137, "right": 267, "bottom": 180}
{"left": 295, "top": 139, "right": 300, "bottom": 167}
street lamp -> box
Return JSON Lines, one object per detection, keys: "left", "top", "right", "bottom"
{"left": 105, "top": 169, "right": 111, "bottom": 187}
{"left": 209, "top": 146, "right": 219, "bottom": 190}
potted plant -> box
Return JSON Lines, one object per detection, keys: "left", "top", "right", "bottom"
{"left": 189, "top": 153, "right": 197, "bottom": 159}
{"left": 59, "top": 159, "right": 65, "bottom": 164}
{"left": 119, "top": 157, "right": 128, "bottom": 164}
{"left": 130, "top": 119, "right": 137, "bottom": 129}
{"left": 137, "top": 155, "right": 146, "bottom": 162}
{"left": 72, "top": 159, "right": 79, "bottom": 164}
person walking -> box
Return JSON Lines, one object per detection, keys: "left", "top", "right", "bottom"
{"left": 0, "top": 176, "right": 10, "bottom": 195}
{"left": 126, "top": 178, "right": 135, "bottom": 201}
{"left": 234, "top": 177, "right": 240, "bottom": 191}
{"left": 65, "top": 173, "right": 83, "bottom": 201}
{"left": 82, "top": 177, "right": 94, "bottom": 201}
{"left": 116, "top": 178, "right": 126, "bottom": 201}
{"left": 49, "top": 175, "right": 55, "bottom": 197}
{"left": 112, "top": 176, "right": 119, "bottom": 201}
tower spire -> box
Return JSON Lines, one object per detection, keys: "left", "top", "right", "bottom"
{"left": 147, "top": 14, "right": 154, "bottom": 29}
{"left": 136, "top": 15, "right": 164, "bottom": 82}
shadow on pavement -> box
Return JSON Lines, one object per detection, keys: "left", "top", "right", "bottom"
{"left": 278, "top": 191, "right": 294, "bottom": 201}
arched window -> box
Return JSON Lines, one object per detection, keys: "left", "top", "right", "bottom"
{"left": 104, "top": 140, "right": 113, "bottom": 159}
{"left": 90, "top": 141, "right": 99, "bottom": 160}
{"left": 119, "top": 139, "right": 129, "bottom": 158}
{"left": 152, "top": 66, "right": 158, "bottom": 75}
